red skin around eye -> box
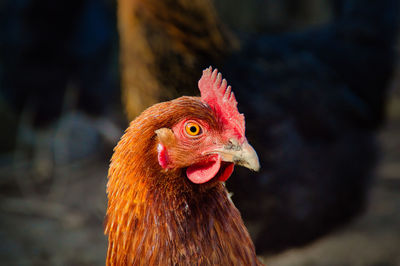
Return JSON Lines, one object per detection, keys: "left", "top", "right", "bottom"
{"left": 156, "top": 119, "right": 236, "bottom": 184}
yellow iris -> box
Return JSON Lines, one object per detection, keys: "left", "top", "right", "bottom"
{"left": 185, "top": 122, "right": 201, "bottom": 136}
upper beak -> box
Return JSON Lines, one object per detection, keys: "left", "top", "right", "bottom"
{"left": 212, "top": 139, "right": 260, "bottom": 171}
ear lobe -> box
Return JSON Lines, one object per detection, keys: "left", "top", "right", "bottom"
{"left": 157, "top": 143, "right": 169, "bottom": 169}
{"left": 155, "top": 128, "right": 176, "bottom": 169}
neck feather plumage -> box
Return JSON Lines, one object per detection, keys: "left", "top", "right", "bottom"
{"left": 105, "top": 111, "right": 261, "bottom": 265}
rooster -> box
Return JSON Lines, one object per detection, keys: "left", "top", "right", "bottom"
{"left": 105, "top": 67, "right": 263, "bottom": 265}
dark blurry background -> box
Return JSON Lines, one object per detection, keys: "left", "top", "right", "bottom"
{"left": 0, "top": 0, "right": 399, "bottom": 265}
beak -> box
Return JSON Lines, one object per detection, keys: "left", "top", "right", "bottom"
{"left": 212, "top": 139, "right": 260, "bottom": 171}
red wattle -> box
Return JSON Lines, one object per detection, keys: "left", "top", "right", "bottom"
{"left": 186, "top": 156, "right": 221, "bottom": 184}
{"left": 218, "top": 163, "right": 234, "bottom": 182}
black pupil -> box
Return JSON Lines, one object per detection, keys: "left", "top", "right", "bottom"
{"left": 190, "top": 126, "right": 197, "bottom": 133}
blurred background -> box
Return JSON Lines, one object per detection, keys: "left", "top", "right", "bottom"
{"left": 0, "top": 0, "right": 399, "bottom": 265}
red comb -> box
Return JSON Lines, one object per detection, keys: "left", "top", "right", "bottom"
{"left": 198, "top": 66, "right": 245, "bottom": 140}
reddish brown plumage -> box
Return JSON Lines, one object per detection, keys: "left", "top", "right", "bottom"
{"left": 105, "top": 96, "right": 263, "bottom": 265}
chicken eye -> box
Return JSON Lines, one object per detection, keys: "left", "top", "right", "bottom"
{"left": 185, "top": 122, "right": 202, "bottom": 136}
